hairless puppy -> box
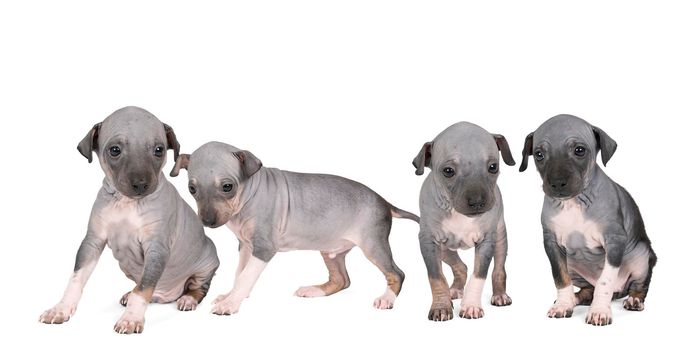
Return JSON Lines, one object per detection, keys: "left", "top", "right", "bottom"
{"left": 413, "top": 122, "right": 516, "bottom": 321}
{"left": 170, "top": 141, "right": 419, "bottom": 315}
{"left": 39, "top": 107, "right": 219, "bottom": 334}
{"left": 520, "top": 114, "right": 656, "bottom": 326}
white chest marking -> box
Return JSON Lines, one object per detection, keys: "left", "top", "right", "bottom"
{"left": 548, "top": 200, "right": 602, "bottom": 249}
{"left": 440, "top": 211, "right": 482, "bottom": 249}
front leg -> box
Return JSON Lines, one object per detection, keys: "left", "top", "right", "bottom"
{"left": 40, "top": 233, "right": 106, "bottom": 324}
{"left": 213, "top": 241, "right": 252, "bottom": 305}
{"left": 586, "top": 229, "right": 625, "bottom": 326}
{"left": 459, "top": 239, "right": 495, "bottom": 319}
{"left": 419, "top": 231, "right": 453, "bottom": 321}
{"left": 490, "top": 225, "right": 512, "bottom": 306}
{"left": 211, "top": 244, "right": 273, "bottom": 316}
{"left": 114, "top": 237, "right": 170, "bottom": 334}
{"left": 543, "top": 228, "right": 575, "bottom": 318}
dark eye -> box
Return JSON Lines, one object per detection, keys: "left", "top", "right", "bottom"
{"left": 188, "top": 185, "right": 196, "bottom": 194}
{"left": 488, "top": 163, "right": 498, "bottom": 174}
{"left": 109, "top": 146, "right": 121, "bottom": 157}
{"left": 442, "top": 167, "right": 455, "bottom": 178}
{"left": 154, "top": 146, "right": 164, "bottom": 157}
{"left": 574, "top": 146, "right": 586, "bottom": 157}
{"left": 222, "top": 183, "right": 233, "bottom": 192}
{"left": 534, "top": 150, "right": 544, "bottom": 161}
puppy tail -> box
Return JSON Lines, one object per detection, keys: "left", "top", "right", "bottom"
{"left": 389, "top": 205, "right": 420, "bottom": 223}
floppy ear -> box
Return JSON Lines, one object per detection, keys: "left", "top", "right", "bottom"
{"left": 163, "top": 123, "right": 180, "bottom": 161}
{"left": 492, "top": 134, "right": 516, "bottom": 166}
{"left": 412, "top": 142, "right": 433, "bottom": 176}
{"left": 592, "top": 125, "right": 617, "bottom": 166}
{"left": 77, "top": 123, "right": 101, "bottom": 163}
{"left": 169, "top": 154, "right": 190, "bottom": 177}
{"left": 519, "top": 132, "right": 534, "bottom": 172}
{"left": 233, "top": 150, "right": 262, "bottom": 178}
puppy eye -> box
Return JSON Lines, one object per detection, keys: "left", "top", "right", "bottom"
{"left": 442, "top": 167, "right": 455, "bottom": 178}
{"left": 188, "top": 185, "right": 196, "bottom": 194}
{"left": 534, "top": 150, "right": 544, "bottom": 161}
{"left": 109, "top": 146, "right": 121, "bottom": 157}
{"left": 574, "top": 146, "right": 586, "bottom": 157}
{"left": 222, "top": 183, "right": 233, "bottom": 192}
{"left": 488, "top": 163, "right": 498, "bottom": 174}
{"left": 154, "top": 146, "right": 164, "bottom": 157}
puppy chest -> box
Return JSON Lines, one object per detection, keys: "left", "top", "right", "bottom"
{"left": 548, "top": 201, "right": 602, "bottom": 250}
{"left": 440, "top": 212, "right": 483, "bottom": 249}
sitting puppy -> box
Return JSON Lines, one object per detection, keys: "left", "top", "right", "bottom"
{"left": 520, "top": 114, "right": 656, "bottom": 326}
{"left": 170, "top": 141, "right": 418, "bottom": 315}
{"left": 39, "top": 107, "right": 220, "bottom": 334}
{"left": 413, "top": 122, "right": 516, "bottom": 321}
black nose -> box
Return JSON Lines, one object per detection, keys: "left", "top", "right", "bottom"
{"left": 131, "top": 179, "right": 150, "bottom": 195}
{"left": 549, "top": 177, "right": 568, "bottom": 189}
{"left": 201, "top": 215, "right": 217, "bottom": 227}
{"left": 468, "top": 197, "right": 486, "bottom": 210}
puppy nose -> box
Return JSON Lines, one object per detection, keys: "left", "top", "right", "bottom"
{"left": 201, "top": 214, "right": 217, "bottom": 227}
{"left": 468, "top": 197, "right": 486, "bottom": 210}
{"left": 549, "top": 177, "right": 568, "bottom": 189}
{"left": 131, "top": 179, "right": 149, "bottom": 194}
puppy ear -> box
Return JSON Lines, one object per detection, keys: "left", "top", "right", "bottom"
{"left": 169, "top": 154, "right": 190, "bottom": 177}
{"left": 519, "top": 132, "right": 534, "bottom": 172}
{"left": 492, "top": 134, "right": 516, "bottom": 166}
{"left": 412, "top": 142, "right": 433, "bottom": 176}
{"left": 163, "top": 123, "right": 180, "bottom": 161}
{"left": 77, "top": 123, "right": 101, "bottom": 163}
{"left": 592, "top": 125, "right": 617, "bottom": 166}
{"left": 233, "top": 150, "right": 263, "bottom": 178}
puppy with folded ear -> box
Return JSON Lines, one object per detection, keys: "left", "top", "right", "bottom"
{"left": 414, "top": 122, "right": 516, "bottom": 321}
{"left": 39, "top": 107, "right": 219, "bottom": 334}
{"left": 520, "top": 114, "right": 656, "bottom": 326}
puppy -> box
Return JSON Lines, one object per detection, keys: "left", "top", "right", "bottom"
{"left": 520, "top": 114, "right": 656, "bottom": 326}
{"left": 413, "top": 122, "right": 516, "bottom": 321}
{"left": 39, "top": 107, "right": 219, "bottom": 334}
{"left": 170, "top": 141, "right": 418, "bottom": 315}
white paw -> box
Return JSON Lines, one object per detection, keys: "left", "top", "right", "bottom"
{"left": 113, "top": 312, "right": 145, "bottom": 334}
{"left": 177, "top": 295, "right": 198, "bottom": 311}
{"left": 212, "top": 293, "right": 230, "bottom": 305}
{"left": 373, "top": 289, "right": 396, "bottom": 310}
{"left": 211, "top": 297, "right": 241, "bottom": 316}
{"left": 548, "top": 298, "right": 575, "bottom": 318}
{"left": 449, "top": 287, "right": 463, "bottom": 300}
{"left": 39, "top": 302, "right": 75, "bottom": 324}
{"left": 586, "top": 305, "right": 613, "bottom": 326}
{"left": 294, "top": 286, "right": 326, "bottom": 298}
{"left": 458, "top": 303, "right": 484, "bottom": 319}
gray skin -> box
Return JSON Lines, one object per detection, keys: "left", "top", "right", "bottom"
{"left": 520, "top": 114, "right": 656, "bottom": 326}
{"left": 170, "top": 141, "right": 418, "bottom": 315}
{"left": 38, "top": 107, "right": 219, "bottom": 334}
{"left": 412, "top": 122, "right": 516, "bottom": 321}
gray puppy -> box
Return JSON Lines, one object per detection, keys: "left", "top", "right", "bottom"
{"left": 39, "top": 107, "right": 219, "bottom": 334}
{"left": 520, "top": 114, "right": 656, "bottom": 326}
{"left": 413, "top": 122, "right": 516, "bottom": 321}
{"left": 170, "top": 141, "right": 418, "bottom": 315}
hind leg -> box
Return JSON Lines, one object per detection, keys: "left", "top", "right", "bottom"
{"left": 624, "top": 251, "right": 656, "bottom": 311}
{"left": 295, "top": 250, "right": 351, "bottom": 298}
{"left": 176, "top": 263, "right": 218, "bottom": 311}
{"left": 441, "top": 249, "right": 468, "bottom": 300}
{"left": 359, "top": 229, "right": 404, "bottom": 310}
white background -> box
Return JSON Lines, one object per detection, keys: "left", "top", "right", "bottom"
{"left": 2, "top": 1, "right": 698, "bottom": 348}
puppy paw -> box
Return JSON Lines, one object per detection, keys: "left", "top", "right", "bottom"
{"left": 490, "top": 293, "right": 512, "bottom": 307}
{"left": 39, "top": 302, "right": 75, "bottom": 324}
{"left": 211, "top": 297, "right": 241, "bottom": 316}
{"left": 373, "top": 289, "right": 396, "bottom": 310}
{"left": 176, "top": 295, "right": 198, "bottom": 311}
{"left": 586, "top": 305, "right": 612, "bottom": 326}
{"left": 211, "top": 293, "right": 230, "bottom": 305}
{"left": 294, "top": 286, "right": 326, "bottom": 298}
{"left": 113, "top": 312, "right": 144, "bottom": 334}
{"left": 547, "top": 298, "right": 574, "bottom": 318}
{"left": 428, "top": 302, "right": 453, "bottom": 321}
{"left": 459, "top": 304, "right": 484, "bottom": 319}
{"left": 119, "top": 291, "right": 131, "bottom": 307}
{"left": 449, "top": 287, "right": 463, "bottom": 300}
{"left": 623, "top": 297, "right": 645, "bottom": 311}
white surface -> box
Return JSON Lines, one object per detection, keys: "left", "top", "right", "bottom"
{"left": 2, "top": 0, "right": 697, "bottom": 348}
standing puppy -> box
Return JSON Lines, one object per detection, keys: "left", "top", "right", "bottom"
{"left": 413, "top": 122, "right": 516, "bottom": 321}
{"left": 520, "top": 114, "right": 656, "bottom": 326}
{"left": 170, "top": 141, "right": 418, "bottom": 315}
{"left": 39, "top": 107, "right": 220, "bottom": 334}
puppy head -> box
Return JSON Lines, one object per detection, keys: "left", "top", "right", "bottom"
{"left": 413, "top": 122, "right": 515, "bottom": 216}
{"left": 77, "top": 106, "right": 179, "bottom": 199}
{"left": 519, "top": 114, "right": 617, "bottom": 199}
{"left": 170, "top": 141, "right": 262, "bottom": 228}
